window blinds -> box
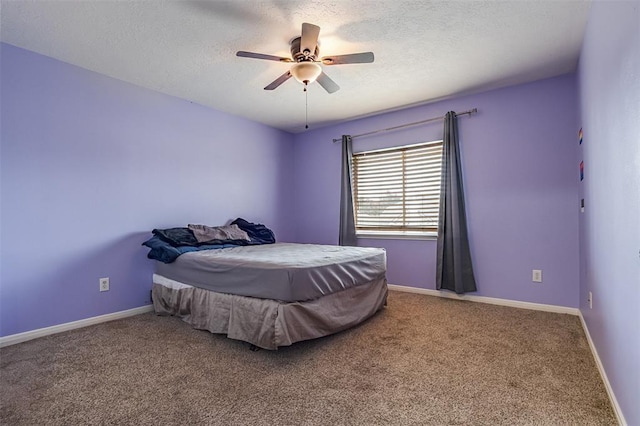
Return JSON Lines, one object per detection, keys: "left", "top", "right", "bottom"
{"left": 352, "top": 141, "right": 443, "bottom": 232}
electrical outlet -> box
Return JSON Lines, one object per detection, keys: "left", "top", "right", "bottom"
{"left": 99, "top": 277, "right": 110, "bottom": 292}
{"left": 532, "top": 269, "right": 542, "bottom": 283}
{"left": 588, "top": 291, "right": 593, "bottom": 309}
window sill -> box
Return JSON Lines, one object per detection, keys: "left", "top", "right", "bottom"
{"left": 356, "top": 231, "right": 438, "bottom": 241}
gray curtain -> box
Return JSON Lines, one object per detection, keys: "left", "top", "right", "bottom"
{"left": 339, "top": 135, "right": 357, "bottom": 246}
{"left": 436, "top": 112, "right": 477, "bottom": 294}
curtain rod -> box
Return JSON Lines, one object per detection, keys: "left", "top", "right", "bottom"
{"left": 331, "top": 108, "right": 478, "bottom": 143}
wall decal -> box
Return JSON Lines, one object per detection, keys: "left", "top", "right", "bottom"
{"left": 578, "top": 127, "right": 583, "bottom": 145}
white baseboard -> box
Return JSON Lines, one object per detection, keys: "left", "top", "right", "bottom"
{"left": 578, "top": 312, "right": 626, "bottom": 426}
{"left": 0, "top": 305, "right": 154, "bottom": 348}
{"left": 387, "top": 284, "right": 579, "bottom": 315}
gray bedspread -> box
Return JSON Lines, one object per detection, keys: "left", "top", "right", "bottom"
{"left": 155, "top": 243, "right": 386, "bottom": 302}
{"left": 152, "top": 276, "right": 388, "bottom": 350}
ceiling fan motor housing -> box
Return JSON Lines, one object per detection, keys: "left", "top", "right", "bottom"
{"left": 290, "top": 37, "right": 319, "bottom": 62}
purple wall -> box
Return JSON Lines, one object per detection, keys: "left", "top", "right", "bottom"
{"left": 577, "top": 2, "right": 640, "bottom": 424}
{"left": 0, "top": 43, "right": 294, "bottom": 337}
{"left": 293, "top": 74, "right": 579, "bottom": 308}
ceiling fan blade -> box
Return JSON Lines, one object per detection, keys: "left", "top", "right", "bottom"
{"left": 321, "top": 52, "right": 375, "bottom": 65}
{"left": 264, "top": 71, "right": 292, "bottom": 90}
{"left": 316, "top": 71, "right": 340, "bottom": 94}
{"left": 236, "top": 51, "right": 292, "bottom": 62}
{"left": 300, "top": 23, "right": 320, "bottom": 54}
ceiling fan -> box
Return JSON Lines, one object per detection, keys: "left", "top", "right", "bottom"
{"left": 236, "top": 23, "right": 374, "bottom": 94}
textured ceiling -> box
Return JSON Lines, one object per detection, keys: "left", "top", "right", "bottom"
{"left": 1, "top": 1, "right": 590, "bottom": 133}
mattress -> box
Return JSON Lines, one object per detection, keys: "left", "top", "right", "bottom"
{"left": 154, "top": 242, "right": 386, "bottom": 302}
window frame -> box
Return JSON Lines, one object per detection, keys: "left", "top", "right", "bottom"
{"left": 351, "top": 140, "right": 443, "bottom": 240}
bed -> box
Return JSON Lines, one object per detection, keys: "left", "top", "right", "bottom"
{"left": 151, "top": 242, "right": 388, "bottom": 350}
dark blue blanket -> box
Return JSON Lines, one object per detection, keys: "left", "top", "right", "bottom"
{"left": 231, "top": 218, "right": 276, "bottom": 245}
{"left": 152, "top": 227, "right": 254, "bottom": 248}
{"left": 143, "top": 235, "right": 237, "bottom": 263}
{"left": 143, "top": 218, "right": 276, "bottom": 263}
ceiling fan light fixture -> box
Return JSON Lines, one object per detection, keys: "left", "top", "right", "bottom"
{"left": 291, "top": 62, "right": 322, "bottom": 84}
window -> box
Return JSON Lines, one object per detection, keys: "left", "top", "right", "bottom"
{"left": 352, "top": 141, "right": 443, "bottom": 236}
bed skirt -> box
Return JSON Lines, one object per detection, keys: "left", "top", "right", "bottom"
{"left": 152, "top": 277, "right": 388, "bottom": 350}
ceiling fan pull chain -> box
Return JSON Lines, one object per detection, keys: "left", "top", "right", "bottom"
{"left": 305, "top": 82, "right": 309, "bottom": 129}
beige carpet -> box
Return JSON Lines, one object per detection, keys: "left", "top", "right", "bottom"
{"left": 0, "top": 291, "right": 616, "bottom": 425}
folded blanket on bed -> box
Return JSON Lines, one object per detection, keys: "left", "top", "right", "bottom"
{"left": 143, "top": 218, "right": 276, "bottom": 263}
{"left": 188, "top": 224, "right": 250, "bottom": 243}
